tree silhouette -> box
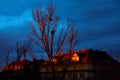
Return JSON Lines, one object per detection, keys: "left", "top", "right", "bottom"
{"left": 67, "top": 19, "right": 79, "bottom": 52}
{"left": 16, "top": 42, "right": 22, "bottom": 60}
{"left": 28, "top": 4, "right": 78, "bottom": 60}
{"left": 16, "top": 40, "right": 32, "bottom": 60}
{"left": 28, "top": 4, "right": 79, "bottom": 80}
{"left": 4, "top": 48, "right": 12, "bottom": 66}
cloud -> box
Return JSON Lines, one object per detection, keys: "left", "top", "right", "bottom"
{"left": 0, "top": 10, "right": 32, "bottom": 29}
{"left": 0, "top": 0, "right": 120, "bottom": 64}
{"left": 0, "top": 0, "right": 49, "bottom": 16}
{"left": 0, "top": 24, "right": 30, "bottom": 52}
{"left": 0, "top": 0, "right": 120, "bottom": 51}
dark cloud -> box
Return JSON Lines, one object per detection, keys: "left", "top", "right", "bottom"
{"left": 0, "top": 0, "right": 119, "bottom": 52}
{"left": 0, "top": 0, "right": 48, "bottom": 16}
{"left": 0, "top": 24, "right": 30, "bottom": 51}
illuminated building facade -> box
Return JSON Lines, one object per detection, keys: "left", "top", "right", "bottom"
{"left": 1, "top": 49, "right": 120, "bottom": 80}
{"left": 38, "top": 49, "right": 120, "bottom": 80}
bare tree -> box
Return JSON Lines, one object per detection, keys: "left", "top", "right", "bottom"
{"left": 16, "top": 40, "right": 32, "bottom": 60}
{"left": 4, "top": 48, "right": 12, "bottom": 65}
{"left": 29, "top": 48, "right": 36, "bottom": 59}
{"left": 28, "top": 4, "right": 77, "bottom": 60}
{"left": 21, "top": 40, "right": 32, "bottom": 60}
{"left": 67, "top": 19, "right": 79, "bottom": 55}
{"left": 28, "top": 4, "right": 79, "bottom": 80}
{"left": 16, "top": 42, "right": 22, "bottom": 60}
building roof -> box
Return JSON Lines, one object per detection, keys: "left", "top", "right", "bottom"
{"left": 2, "top": 49, "right": 118, "bottom": 71}
{"left": 2, "top": 59, "right": 31, "bottom": 71}
{"left": 49, "top": 49, "right": 118, "bottom": 64}
{"left": 87, "top": 49, "right": 118, "bottom": 63}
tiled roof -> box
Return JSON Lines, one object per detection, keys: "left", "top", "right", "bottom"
{"left": 2, "top": 59, "right": 31, "bottom": 71}
{"left": 2, "top": 49, "right": 118, "bottom": 71}
{"left": 49, "top": 49, "right": 118, "bottom": 64}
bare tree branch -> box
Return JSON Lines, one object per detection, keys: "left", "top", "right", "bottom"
{"left": 29, "top": 4, "right": 79, "bottom": 60}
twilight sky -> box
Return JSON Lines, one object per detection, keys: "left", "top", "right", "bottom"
{"left": 0, "top": 0, "right": 120, "bottom": 67}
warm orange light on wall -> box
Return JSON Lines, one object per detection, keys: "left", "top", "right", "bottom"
{"left": 72, "top": 53, "right": 79, "bottom": 61}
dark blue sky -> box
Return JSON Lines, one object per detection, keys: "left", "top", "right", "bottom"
{"left": 0, "top": 0, "right": 120, "bottom": 68}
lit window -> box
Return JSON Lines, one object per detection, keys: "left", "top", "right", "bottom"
{"left": 72, "top": 53, "right": 79, "bottom": 61}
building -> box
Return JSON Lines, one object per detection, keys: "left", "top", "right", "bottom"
{"left": 2, "top": 59, "right": 32, "bottom": 71}
{"left": 39, "top": 49, "right": 120, "bottom": 80}
{"left": 1, "top": 49, "right": 120, "bottom": 80}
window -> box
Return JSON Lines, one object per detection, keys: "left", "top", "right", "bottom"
{"left": 80, "top": 73, "right": 84, "bottom": 78}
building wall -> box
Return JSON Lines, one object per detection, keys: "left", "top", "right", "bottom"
{"left": 39, "top": 62, "right": 120, "bottom": 80}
